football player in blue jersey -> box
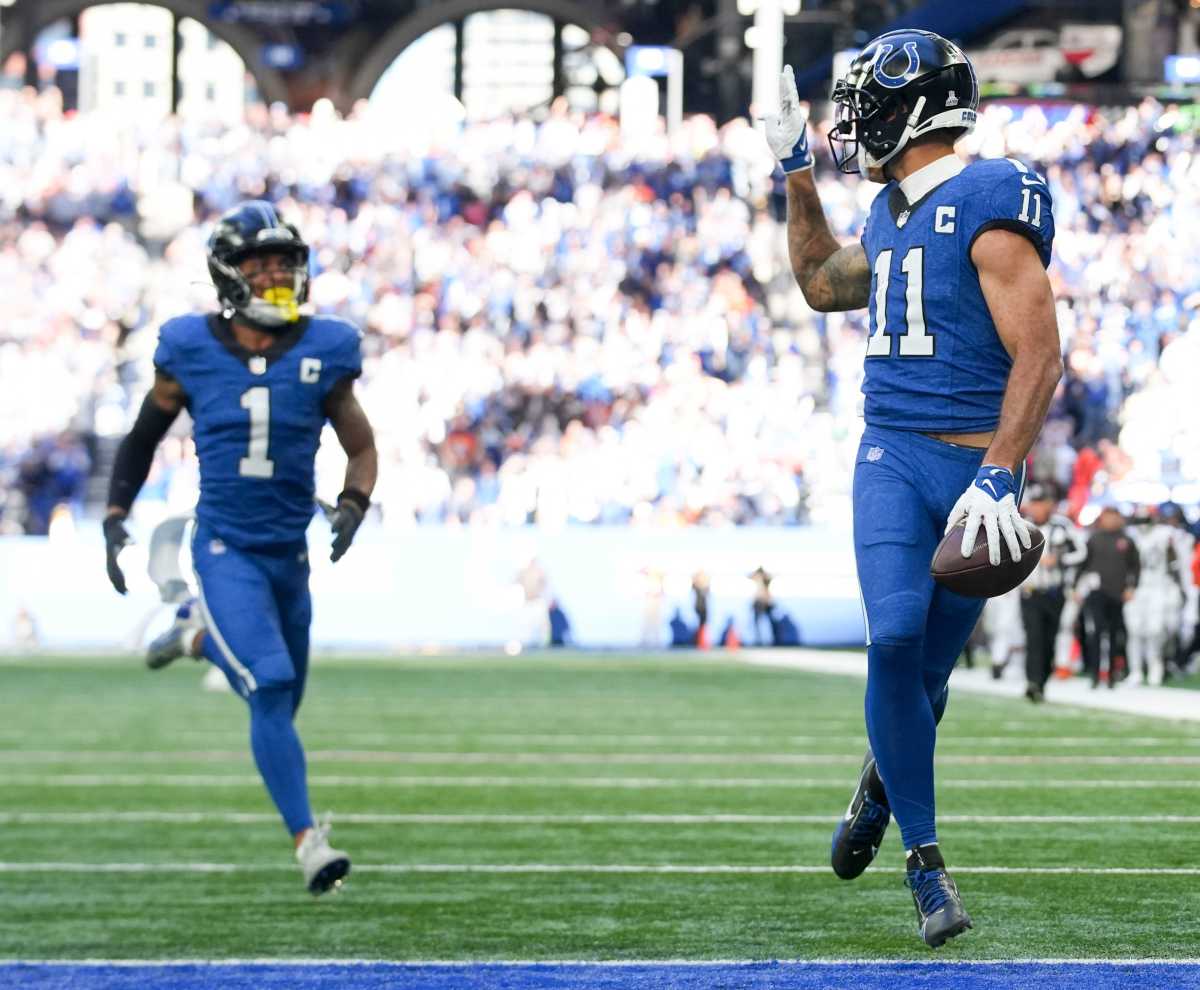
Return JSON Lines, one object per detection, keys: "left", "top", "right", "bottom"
{"left": 762, "top": 31, "right": 1062, "bottom": 946}
{"left": 102, "top": 201, "right": 377, "bottom": 895}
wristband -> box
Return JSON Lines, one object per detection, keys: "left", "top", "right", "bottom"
{"left": 337, "top": 488, "right": 370, "bottom": 515}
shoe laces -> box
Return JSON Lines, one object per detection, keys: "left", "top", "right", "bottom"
{"left": 848, "top": 796, "right": 889, "bottom": 845}
{"left": 907, "top": 868, "right": 957, "bottom": 917}
{"left": 301, "top": 815, "right": 334, "bottom": 856}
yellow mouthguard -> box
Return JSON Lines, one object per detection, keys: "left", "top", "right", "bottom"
{"left": 261, "top": 286, "right": 300, "bottom": 322}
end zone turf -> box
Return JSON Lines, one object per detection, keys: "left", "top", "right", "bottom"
{"left": 5, "top": 961, "right": 1200, "bottom": 990}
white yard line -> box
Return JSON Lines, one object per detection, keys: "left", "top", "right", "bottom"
{"left": 1, "top": 811, "right": 1198, "bottom": 826}
{"left": 4, "top": 773, "right": 1200, "bottom": 789}
{"left": 744, "top": 650, "right": 1200, "bottom": 723}
{"left": 1, "top": 862, "right": 1197, "bottom": 876}
{"left": 4, "top": 750, "right": 1200, "bottom": 766}
{"left": 9, "top": 731, "right": 1190, "bottom": 748}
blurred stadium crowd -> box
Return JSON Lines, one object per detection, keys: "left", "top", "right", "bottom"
{"left": 1, "top": 86, "right": 1197, "bottom": 537}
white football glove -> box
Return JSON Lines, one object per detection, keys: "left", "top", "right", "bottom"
{"left": 945, "top": 465, "right": 1033, "bottom": 567}
{"left": 761, "top": 65, "right": 814, "bottom": 173}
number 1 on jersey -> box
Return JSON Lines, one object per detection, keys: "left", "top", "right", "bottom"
{"left": 239, "top": 386, "right": 275, "bottom": 478}
{"left": 866, "top": 246, "right": 933, "bottom": 358}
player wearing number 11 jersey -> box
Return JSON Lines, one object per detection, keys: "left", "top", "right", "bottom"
{"left": 102, "top": 201, "right": 378, "bottom": 895}
{"left": 762, "top": 31, "right": 1062, "bottom": 946}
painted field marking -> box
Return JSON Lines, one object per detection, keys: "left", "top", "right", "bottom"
{"left": 2, "top": 862, "right": 1200, "bottom": 876}
{"left": 1, "top": 811, "right": 1199, "bottom": 826}
{"left": 4, "top": 958, "right": 1200, "bottom": 966}
{"left": 278, "top": 733, "right": 1200, "bottom": 748}
{"left": 3, "top": 773, "right": 1199, "bottom": 789}
{"left": 4, "top": 750, "right": 1200, "bottom": 766}
{"left": 0, "top": 722, "right": 1178, "bottom": 746}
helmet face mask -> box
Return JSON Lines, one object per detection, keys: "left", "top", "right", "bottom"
{"left": 207, "top": 202, "right": 310, "bottom": 332}
{"left": 828, "top": 30, "right": 979, "bottom": 178}
{"left": 829, "top": 77, "right": 911, "bottom": 175}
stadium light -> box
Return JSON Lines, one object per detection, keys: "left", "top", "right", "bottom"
{"left": 1165, "top": 55, "right": 1200, "bottom": 84}
{"left": 750, "top": 0, "right": 783, "bottom": 117}
{"left": 45, "top": 39, "right": 81, "bottom": 70}
{"left": 623, "top": 46, "right": 683, "bottom": 136}
{"left": 739, "top": 0, "right": 801, "bottom": 16}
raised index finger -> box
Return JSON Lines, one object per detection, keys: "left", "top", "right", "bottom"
{"left": 780, "top": 65, "right": 798, "bottom": 112}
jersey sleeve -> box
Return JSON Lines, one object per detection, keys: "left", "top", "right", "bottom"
{"left": 965, "top": 164, "right": 1055, "bottom": 268}
{"left": 152, "top": 320, "right": 181, "bottom": 379}
{"left": 321, "top": 323, "right": 364, "bottom": 399}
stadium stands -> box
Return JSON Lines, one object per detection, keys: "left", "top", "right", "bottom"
{"left": 1, "top": 88, "right": 1196, "bottom": 535}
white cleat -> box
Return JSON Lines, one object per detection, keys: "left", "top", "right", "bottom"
{"left": 296, "top": 821, "right": 351, "bottom": 895}
{"left": 146, "top": 598, "right": 205, "bottom": 670}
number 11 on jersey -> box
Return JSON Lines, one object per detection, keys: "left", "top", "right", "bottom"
{"left": 866, "top": 246, "right": 933, "bottom": 358}
{"left": 239, "top": 386, "right": 275, "bottom": 478}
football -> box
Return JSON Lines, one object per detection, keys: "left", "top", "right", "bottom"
{"left": 930, "top": 522, "right": 1045, "bottom": 598}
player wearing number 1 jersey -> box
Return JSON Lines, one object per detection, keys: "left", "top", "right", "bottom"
{"left": 762, "top": 31, "right": 1062, "bottom": 946}
{"left": 102, "top": 201, "right": 378, "bottom": 895}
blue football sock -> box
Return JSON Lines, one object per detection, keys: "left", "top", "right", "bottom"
{"left": 248, "top": 685, "right": 314, "bottom": 836}
{"left": 866, "top": 639, "right": 938, "bottom": 850}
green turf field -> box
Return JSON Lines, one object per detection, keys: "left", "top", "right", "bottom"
{"left": 1, "top": 655, "right": 1197, "bottom": 961}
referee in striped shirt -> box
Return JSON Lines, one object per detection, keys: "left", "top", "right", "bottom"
{"left": 1020, "top": 483, "right": 1088, "bottom": 702}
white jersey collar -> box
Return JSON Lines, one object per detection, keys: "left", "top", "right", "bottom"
{"left": 898, "top": 154, "right": 965, "bottom": 205}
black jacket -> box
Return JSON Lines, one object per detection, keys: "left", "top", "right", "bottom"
{"left": 1079, "top": 528, "right": 1140, "bottom": 600}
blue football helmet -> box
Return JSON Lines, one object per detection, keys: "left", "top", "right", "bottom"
{"left": 207, "top": 200, "right": 310, "bottom": 331}
{"left": 829, "top": 29, "right": 978, "bottom": 176}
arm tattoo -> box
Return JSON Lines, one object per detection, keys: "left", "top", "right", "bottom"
{"left": 785, "top": 172, "right": 870, "bottom": 312}
{"left": 808, "top": 246, "right": 871, "bottom": 313}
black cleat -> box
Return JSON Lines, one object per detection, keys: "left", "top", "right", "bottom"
{"left": 308, "top": 856, "right": 351, "bottom": 895}
{"left": 830, "top": 750, "right": 891, "bottom": 880}
{"left": 905, "top": 845, "right": 973, "bottom": 948}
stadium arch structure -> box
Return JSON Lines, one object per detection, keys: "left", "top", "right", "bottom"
{"left": 0, "top": 0, "right": 290, "bottom": 106}
{"left": 343, "top": 0, "right": 612, "bottom": 109}
{"left": 5, "top": 0, "right": 617, "bottom": 112}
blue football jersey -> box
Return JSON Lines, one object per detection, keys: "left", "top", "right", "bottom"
{"left": 154, "top": 314, "right": 362, "bottom": 549}
{"left": 859, "top": 157, "right": 1055, "bottom": 432}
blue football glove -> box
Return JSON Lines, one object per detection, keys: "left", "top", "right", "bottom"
{"left": 761, "top": 66, "right": 814, "bottom": 173}
{"left": 945, "top": 465, "right": 1033, "bottom": 566}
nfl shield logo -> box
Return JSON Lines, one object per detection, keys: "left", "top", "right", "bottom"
{"left": 248, "top": 356, "right": 267, "bottom": 376}
{"left": 867, "top": 446, "right": 885, "bottom": 462}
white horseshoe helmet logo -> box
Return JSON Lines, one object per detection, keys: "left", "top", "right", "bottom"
{"left": 871, "top": 41, "right": 921, "bottom": 90}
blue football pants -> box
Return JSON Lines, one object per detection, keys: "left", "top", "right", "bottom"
{"left": 852, "top": 425, "right": 997, "bottom": 851}
{"left": 192, "top": 524, "right": 314, "bottom": 836}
